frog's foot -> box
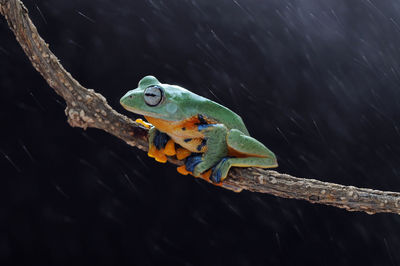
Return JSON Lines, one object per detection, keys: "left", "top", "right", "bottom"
{"left": 185, "top": 154, "right": 203, "bottom": 174}
{"left": 176, "top": 154, "right": 201, "bottom": 176}
{"left": 210, "top": 157, "right": 230, "bottom": 183}
{"left": 163, "top": 139, "right": 176, "bottom": 156}
{"left": 199, "top": 169, "right": 212, "bottom": 182}
{"left": 176, "top": 163, "right": 213, "bottom": 182}
{"left": 183, "top": 157, "right": 229, "bottom": 186}
{"left": 177, "top": 165, "right": 191, "bottom": 175}
{"left": 148, "top": 129, "right": 176, "bottom": 163}
{"left": 148, "top": 145, "right": 168, "bottom": 163}
{"left": 176, "top": 155, "right": 217, "bottom": 183}
{"left": 135, "top": 118, "right": 152, "bottom": 129}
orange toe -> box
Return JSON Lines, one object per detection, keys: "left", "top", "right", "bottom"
{"left": 177, "top": 165, "right": 190, "bottom": 175}
{"left": 164, "top": 139, "right": 176, "bottom": 156}
{"left": 135, "top": 118, "right": 152, "bottom": 128}
{"left": 154, "top": 149, "right": 167, "bottom": 163}
{"left": 176, "top": 147, "right": 191, "bottom": 160}
{"left": 148, "top": 145, "right": 157, "bottom": 158}
{"left": 200, "top": 169, "right": 212, "bottom": 182}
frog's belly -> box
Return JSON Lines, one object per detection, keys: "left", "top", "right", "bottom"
{"left": 170, "top": 134, "right": 207, "bottom": 153}
{"left": 145, "top": 115, "right": 210, "bottom": 153}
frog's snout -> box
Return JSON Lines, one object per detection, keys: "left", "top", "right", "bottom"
{"left": 120, "top": 91, "right": 133, "bottom": 108}
{"left": 120, "top": 96, "right": 127, "bottom": 108}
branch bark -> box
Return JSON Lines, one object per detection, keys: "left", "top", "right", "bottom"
{"left": 2, "top": 0, "right": 400, "bottom": 216}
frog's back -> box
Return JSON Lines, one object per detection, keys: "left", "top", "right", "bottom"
{"left": 183, "top": 96, "right": 250, "bottom": 135}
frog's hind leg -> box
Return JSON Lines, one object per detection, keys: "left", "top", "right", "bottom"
{"left": 210, "top": 129, "right": 278, "bottom": 183}
{"left": 227, "top": 129, "right": 277, "bottom": 159}
{"left": 210, "top": 157, "right": 278, "bottom": 183}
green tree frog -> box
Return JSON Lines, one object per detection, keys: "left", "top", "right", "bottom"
{"left": 120, "top": 76, "right": 278, "bottom": 184}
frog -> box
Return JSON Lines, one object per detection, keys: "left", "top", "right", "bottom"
{"left": 120, "top": 76, "right": 278, "bottom": 184}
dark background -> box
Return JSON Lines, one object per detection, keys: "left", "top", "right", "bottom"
{"left": 1, "top": 0, "right": 400, "bottom": 265}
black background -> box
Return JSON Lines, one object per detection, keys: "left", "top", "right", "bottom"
{"left": 1, "top": 0, "right": 400, "bottom": 265}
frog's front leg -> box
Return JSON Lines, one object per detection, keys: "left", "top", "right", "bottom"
{"left": 185, "top": 124, "right": 229, "bottom": 177}
{"left": 147, "top": 127, "right": 176, "bottom": 163}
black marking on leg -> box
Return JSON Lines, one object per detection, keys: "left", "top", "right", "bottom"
{"left": 210, "top": 157, "right": 229, "bottom": 183}
{"left": 197, "top": 124, "right": 214, "bottom": 131}
{"left": 196, "top": 114, "right": 215, "bottom": 131}
{"left": 154, "top": 130, "right": 170, "bottom": 150}
{"left": 210, "top": 168, "right": 222, "bottom": 183}
{"left": 185, "top": 154, "right": 203, "bottom": 172}
{"left": 197, "top": 114, "right": 208, "bottom": 125}
{"left": 184, "top": 138, "right": 192, "bottom": 143}
{"left": 197, "top": 138, "right": 207, "bottom": 151}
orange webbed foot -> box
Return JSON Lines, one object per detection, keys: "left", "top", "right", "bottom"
{"left": 177, "top": 165, "right": 191, "bottom": 175}
{"left": 148, "top": 145, "right": 167, "bottom": 163}
{"left": 198, "top": 169, "right": 222, "bottom": 186}
{"left": 164, "top": 139, "right": 176, "bottom": 156}
{"left": 135, "top": 118, "right": 152, "bottom": 129}
{"left": 200, "top": 169, "right": 212, "bottom": 182}
{"left": 176, "top": 166, "right": 222, "bottom": 186}
{"left": 147, "top": 144, "right": 157, "bottom": 158}
{"left": 154, "top": 149, "right": 167, "bottom": 163}
{"left": 147, "top": 128, "right": 176, "bottom": 163}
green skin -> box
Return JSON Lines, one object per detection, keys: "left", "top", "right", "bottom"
{"left": 120, "top": 76, "right": 278, "bottom": 182}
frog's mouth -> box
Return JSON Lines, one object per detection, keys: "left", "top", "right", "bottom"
{"left": 120, "top": 103, "right": 169, "bottom": 120}
{"left": 119, "top": 101, "right": 133, "bottom": 112}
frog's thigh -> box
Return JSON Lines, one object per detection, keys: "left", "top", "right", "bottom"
{"left": 210, "top": 129, "right": 278, "bottom": 181}
{"left": 227, "top": 129, "right": 276, "bottom": 159}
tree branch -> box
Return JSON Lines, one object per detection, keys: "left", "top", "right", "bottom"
{"left": 2, "top": 0, "right": 400, "bottom": 216}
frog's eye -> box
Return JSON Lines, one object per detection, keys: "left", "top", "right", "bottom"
{"left": 144, "top": 85, "right": 164, "bottom": 106}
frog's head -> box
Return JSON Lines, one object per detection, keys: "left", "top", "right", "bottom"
{"left": 120, "top": 76, "right": 197, "bottom": 121}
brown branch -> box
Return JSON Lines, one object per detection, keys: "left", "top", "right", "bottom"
{"left": 2, "top": 0, "right": 400, "bottom": 216}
